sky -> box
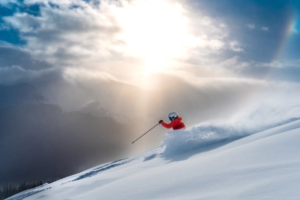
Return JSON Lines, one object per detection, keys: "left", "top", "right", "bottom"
{"left": 0, "top": 0, "right": 300, "bottom": 185}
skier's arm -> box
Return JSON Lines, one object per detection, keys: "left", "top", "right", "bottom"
{"left": 160, "top": 121, "right": 174, "bottom": 129}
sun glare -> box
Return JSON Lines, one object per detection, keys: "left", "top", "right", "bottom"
{"left": 116, "top": 0, "right": 191, "bottom": 73}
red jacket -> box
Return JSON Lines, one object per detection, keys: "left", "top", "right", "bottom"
{"left": 161, "top": 117, "right": 186, "bottom": 130}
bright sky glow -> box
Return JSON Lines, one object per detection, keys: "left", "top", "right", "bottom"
{"left": 115, "top": 0, "right": 193, "bottom": 73}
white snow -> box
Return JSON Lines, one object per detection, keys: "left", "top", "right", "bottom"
{"left": 7, "top": 119, "right": 300, "bottom": 200}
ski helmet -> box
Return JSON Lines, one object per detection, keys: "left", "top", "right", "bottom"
{"left": 168, "top": 112, "right": 178, "bottom": 121}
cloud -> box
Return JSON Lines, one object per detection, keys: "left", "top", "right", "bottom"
{"left": 0, "top": 46, "right": 52, "bottom": 70}
{"left": 0, "top": 0, "right": 257, "bottom": 119}
{"left": 212, "top": 58, "right": 300, "bottom": 82}
{"left": 0, "top": 65, "right": 62, "bottom": 85}
{"left": 217, "top": 56, "right": 250, "bottom": 72}
{"left": 3, "top": 1, "right": 122, "bottom": 65}
{"left": 0, "top": 23, "right": 9, "bottom": 31}
{"left": 229, "top": 41, "right": 243, "bottom": 52}
{"left": 254, "top": 60, "right": 300, "bottom": 68}
{"left": 1, "top": 0, "right": 238, "bottom": 80}
{"left": 247, "top": 24, "right": 269, "bottom": 32}
{"left": 247, "top": 23, "right": 255, "bottom": 29}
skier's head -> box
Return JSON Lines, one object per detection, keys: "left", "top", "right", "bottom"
{"left": 168, "top": 112, "right": 178, "bottom": 121}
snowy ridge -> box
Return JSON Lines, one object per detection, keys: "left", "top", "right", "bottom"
{"left": 7, "top": 119, "right": 300, "bottom": 200}
{"left": 72, "top": 147, "right": 164, "bottom": 182}
{"left": 6, "top": 184, "right": 51, "bottom": 200}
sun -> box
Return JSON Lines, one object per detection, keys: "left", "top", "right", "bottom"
{"left": 116, "top": 0, "right": 191, "bottom": 73}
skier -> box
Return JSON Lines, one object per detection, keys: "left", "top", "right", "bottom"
{"left": 159, "top": 112, "right": 186, "bottom": 130}
{"left": 132, "top": 112, "right": 186, "bottom": 144}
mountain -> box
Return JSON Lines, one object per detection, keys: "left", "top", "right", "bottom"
{"left": 0, "top": 83, "right": 46, "bottom": 107}
{"left": 7, "top": 119, "right": 300, "bottom": 200}
{"left": 0, "top": 102, "right": 136, "bottom": 186}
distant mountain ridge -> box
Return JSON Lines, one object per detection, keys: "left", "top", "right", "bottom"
{"left": 0, "top": 83, "right": 46, "bottom": 107}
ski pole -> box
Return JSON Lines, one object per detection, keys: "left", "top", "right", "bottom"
{"left": 132, "top": 123, "right": 160, "bottom": 144}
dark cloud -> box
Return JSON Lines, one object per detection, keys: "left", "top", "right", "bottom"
{"left": 0, "top": 65, "right": 62, "bottom": 86}
{"left": 0, "top": 46, "right": 52, "bottom": 70}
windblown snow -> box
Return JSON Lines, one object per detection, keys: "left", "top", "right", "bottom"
{"left": 7, "top": 119, "right": 300, "bottom": 200}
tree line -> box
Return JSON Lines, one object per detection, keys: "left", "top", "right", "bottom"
{"left": 0, "top": 181, "right": 43, "bottom": 200}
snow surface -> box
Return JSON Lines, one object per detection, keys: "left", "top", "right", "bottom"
{"left": 7, "top": 119, "right": 300, "bottom": 200}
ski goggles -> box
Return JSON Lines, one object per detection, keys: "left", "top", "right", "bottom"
{"left": 169, "top": 116, "right": 178, "bottom": 121}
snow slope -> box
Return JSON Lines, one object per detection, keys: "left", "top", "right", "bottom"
{"left": 7, "top": 119, "right": 300, "bottom": 200}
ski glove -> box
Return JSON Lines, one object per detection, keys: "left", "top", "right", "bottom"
{"left": 159, "top": 120, "right": 163, "bottom": 124}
